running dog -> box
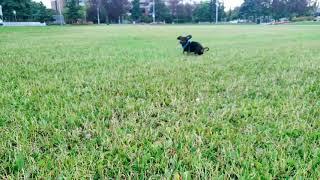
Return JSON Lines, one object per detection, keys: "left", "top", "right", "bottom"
{"left": 177, "top": 35, "right": 209, "bottom": 55}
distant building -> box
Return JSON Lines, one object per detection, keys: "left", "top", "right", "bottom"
{"left": 50, "top": 0, "right": 85, "bottom": 24}
{"left": 317, "top": 8, "right": 320, "bottom": 16}
{"left": 51, "top": 0, "right": 65, "bottom": 24}
{"left": 140, "top": 0, "right": 152, "bottom": 15}
{"left": 51, "top": 0, "right": 85, "bottom": 13}
{"left": 139, "top": 0, "right": 169, "bottom": 16}
{"left": 51, "top": 0, "right": 65, "bottom": 13}
{"left": 52, "top": 15, "right": 65, "bottom": 24}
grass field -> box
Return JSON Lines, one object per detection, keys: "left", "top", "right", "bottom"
{"left": 1, "top": 25, "right": 320, "bottom": 178}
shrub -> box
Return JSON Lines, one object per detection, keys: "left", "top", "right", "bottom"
{"left": 292, "top": 16, "right": 314, "bottom": 22}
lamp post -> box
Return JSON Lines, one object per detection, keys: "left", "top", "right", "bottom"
{"left": 57, "top": 0, "right": 63, "bottom": 25}
{"left": 97, "top": 7, "right": 100, "bottom": 24}
{"left": 152, "top": 0, "right": 155, "bottom": 23}
{"left": 215, "top": 0, "right": 218, "bottom": 24}
{"left": 13, "top": 10, "right": 17, "bottom": 22}
{"left": 97, "top": 0, "right": 100, "bottom": 24}
{"left": 0, "top": 5, "right": 3, "bottom": 21}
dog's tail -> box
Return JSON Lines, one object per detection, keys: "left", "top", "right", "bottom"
{"left": 204, "top": 47, "right": 209, "bottom": 52}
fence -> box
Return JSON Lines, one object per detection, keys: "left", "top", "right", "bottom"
{"left": 2, "top": 22, "right": 46, "bottom": 26}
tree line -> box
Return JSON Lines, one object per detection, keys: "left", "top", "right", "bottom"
{"left": 62, "top": 0, "right": 320, "bottom": 24}
{"left": 0, "top": 0, "right": 319, "bottom": 24}
{"left": 0, "top": 0, "right": 53, "bottom": 22}
{"left": 80, "top": 0, "right": 225, "bottom": 24}
{"left": 237, "top": 0, "right": 318, "bottom": 22}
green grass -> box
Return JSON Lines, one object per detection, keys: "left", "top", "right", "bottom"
{"left": 1, "top": 25, "right": 320, "bottom": 179}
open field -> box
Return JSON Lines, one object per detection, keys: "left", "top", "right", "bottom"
{"left": 1, "top": 25, "right": 320, "bottom": 178}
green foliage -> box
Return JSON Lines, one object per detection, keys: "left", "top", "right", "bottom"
{"left": 141, "top": 15, "right": 152, "bottom": 23}
{"left": 107, "top": 0, "right": 130, "bottom": 23}
{"left": 192, "top": 2, "right": 211, "bottom": 22}
{"left": 240, "top": 0, "right": 271, "bottom": 19}
{"left": 192, "top": 1, "right": 225, "bottom": 23}
{"left": 0, "top": 0, "right": 52, "bottom": 22}
{"left": 30, "top": 2, "right": 54, "bottom": 23}
{"left": 64, "top": 0, "right": 83, "bottom": 24}
{"left": 226, "top": 7, "right": 240, "bottom": 21}
{"left": 291, "top": 16, "right": 314, "bottom": 22}
{"left": 239, "top": 0, "right": 315, "bottom": 21}
{"left": 1, "top": 25, "right": 320, "bottom": 178}
{"left": 86, "top": 0, "right": 130, "bottom": 23}
{"left": 153, "top": 0, "right": 172, "bottom": 22}
{"left": 131, "top": 0, "right": 141, "bottom": 21}
{"left": 271, "top": 0, "right": 287, "bottom": 20}
{"left": 174, "top": 3, "right": 193, "bottom": 23}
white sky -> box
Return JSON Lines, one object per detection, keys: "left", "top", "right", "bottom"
{"left": 35, "top": 0, "right": 243, "bottom": 10}
{"left": 223, "top": 0, "right": 243, "bottom": 9}
{"left": 196, "top": 0, "right": 243, "bottom": 9}
{"left": 34, "top": 0, "right": 51, "bottom": 7}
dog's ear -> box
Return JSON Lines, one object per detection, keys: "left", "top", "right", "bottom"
{"left": 187, "top": 35, "right": 192, "bottom": 39}
{"left": 177, "top": 36, "right": 182, "bottom": 40}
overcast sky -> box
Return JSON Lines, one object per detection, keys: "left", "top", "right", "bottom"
{"left": 35, "top": 0, "right": 243, "bottom": 10}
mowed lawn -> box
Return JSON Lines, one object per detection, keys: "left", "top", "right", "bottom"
{"left": 0, "top": 25, "right": 320, "bottom": 178}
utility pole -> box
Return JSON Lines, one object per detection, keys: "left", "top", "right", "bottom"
{"left": 0, "top": 5, "right": 3, "bottom": 21}
{"left": 97, "top": 7, "right": 100, "bottom": 24}
{"left": 84, "top": 5, "right": 87, "bottom": 23}
{"left": 97, "top": 0, "right": 100, "bottom": 24}
{"left": 215, "top": 0, "right": 218, "bottom": 24}
{"left": 57, "top": 0, "right": 63, "bottom": 26}
{"left": 13, "top": 10, "right": 16, "bottom": 22}
{"left": 152, "top": 0, "right": 155, "bottom": 23}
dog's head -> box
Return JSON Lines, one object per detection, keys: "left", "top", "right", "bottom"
{"left": 177, "top": 35, "right": 192, "bottom": 46}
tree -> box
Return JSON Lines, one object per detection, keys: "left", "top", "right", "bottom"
{"left": 64, "top": 0, "right": 82, "bottom": 24}
{"left": 239, "top": 0, "right": 271, "bottom": 22}
{"left": 151, "top": 0, "right": 171, "bottom": 22}
{"left": 218, "top": 2, "right": 226, "bottom": 21}
{"left": 226, "top": 7, "right": 240, "bottom": 21}
{"left": 240, "top": 0, "right": 258, "bottom": 19}
{"left": 183, "top": 3, "right": 195, "bottom": 22}
{"left": 131, "top": 0, "right": 141, "bottom": 21}
{"left": 175, "top": 3, "right": 194, "bottom": 23}
{"left": 226, "top": 8, "right": 232, "bottom": 21}
{"left": 192, "top": 1, "right": 225, "bottom": 23}
{"left": 30, "top": 2, "right": 54, "bottom": 23}
{"left": 310, "top": 1, "right": 319, "bottom": 16}
{"left": 287, "top": 0, "right": 310, "bottom": 17}
{"left": 271, "top": 0, "right": 287, "bottom": 20}
{"left": 87, "top": 0, "right": 105, "bottom": 23}
{"left": 271, "top": 0, "right": 314, "bottom": 20}
{"left": 0, "top": 0, "right": 53, "bottom": 22}
{"left": 87, "top": 0, "right": 129, "bottom": 23}
{"left": 209, "top": 0, "right": 216, "bottom": 22}
{"left": 107, "top": 0, "right": 130, "bottom": 23}
{"left": 231, "top": 7, "right": 241, "bottom": 20}
{"left": 238, "top": 0, "right": 315, "bottom": 21}
{"left": 168, "top": 0, "right": 181, "bottom": 18}
{"left": 0, "top": 0, "right": 31, "bottom": 21}
{"left": 193, "top": 2, "right": 211, "bottom": 22}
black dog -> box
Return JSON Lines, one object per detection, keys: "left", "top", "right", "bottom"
{"left": 177, "top": 35, "right": 209, "bottom": 55}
